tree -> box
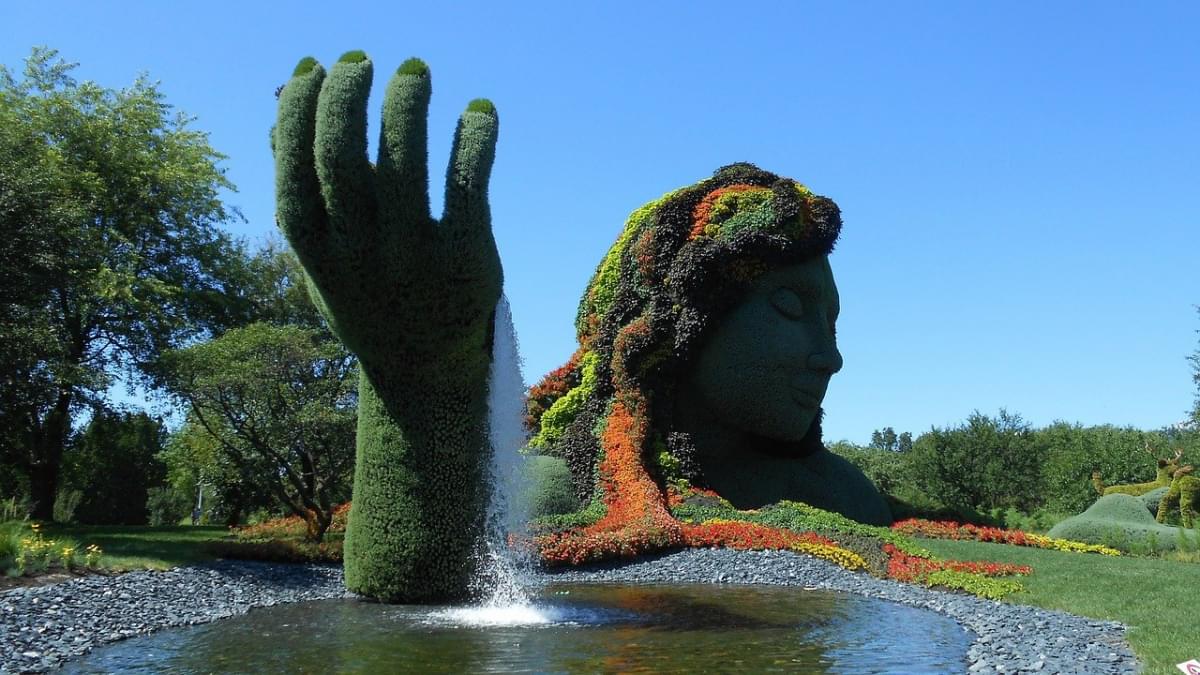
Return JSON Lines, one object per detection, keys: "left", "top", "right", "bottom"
{"left": 160, "top": 413, "right": 278, "bottom": 527}
{"left": 869, "top": 427, "right": 903, "bottom": 451}
{"left": 59, "top": 411, "right": 167, "bottom": 525}
{"left": 158, "top": 323, "right": 356, "bottom": 541}
{"left": 0, "top": 48, "right": 243, "bottom": 518}
{"left": 907, "top": 409, "right": 1043, "bottom": 512}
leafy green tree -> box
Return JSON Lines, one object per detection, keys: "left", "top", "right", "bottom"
{"left": 59, "top": 411, "right": 167, "bottom": 525}
{"left": 0, "top": 48, "right": 243, "bottom": 518}
{"left": 158, "top": 323, "right": 356, "bottom": 541}
{"left": 869, "top": 427, "right": 898, "bottom": 451}
{"left": 907, "top": 409, "right": 1043, "bottom": 512}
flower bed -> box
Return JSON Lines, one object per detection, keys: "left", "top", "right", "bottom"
{"left": 891, "top": 518, "right": 1121, "bottom": 556}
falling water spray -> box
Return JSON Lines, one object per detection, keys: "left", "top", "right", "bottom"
{"left": 470, "top": 293, "right": 538, "bottom": 608}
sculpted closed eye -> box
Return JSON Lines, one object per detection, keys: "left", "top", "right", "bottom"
{"left": 769, "top": 287, "right": 805, "bottom": 319}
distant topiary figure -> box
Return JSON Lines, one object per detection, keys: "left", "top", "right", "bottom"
{"left": 1092, "top": 443, "right": 1183, "bottom": 497}
{"left": 1048, "top": 492, "right": 1198, "bottom": 552}
{"left": 1156, "top": 464, "right": 1199, "bottom": 529}
{"left": 274, "top": 52, "right": 501, "bottom": 602}
{"left": 527, "top": 164, "right": 891, "bottom": 565}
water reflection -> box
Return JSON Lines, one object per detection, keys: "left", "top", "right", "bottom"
{"left": 63, "top": 584, "right": 970, "bottom": 674}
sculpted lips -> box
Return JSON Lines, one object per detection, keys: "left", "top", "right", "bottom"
{"left": 790, "top": 381, "right": 825, "bottom": 408}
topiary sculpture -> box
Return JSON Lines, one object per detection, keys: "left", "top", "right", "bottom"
{"left": 1156, "top": 464, "right": 1199, "bottom": 529}
{"left": 1092, "top": 443, "right": 1183, "bottom": 497}
{"left": 527, "top": 164, "right": 891, "bottom": 566}
{"left": 274, "top": 52, "right": 501, "bottom": 602}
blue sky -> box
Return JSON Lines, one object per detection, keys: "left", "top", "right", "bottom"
{"left": 4, "top": 2, "right": 1197, "bottom": 443}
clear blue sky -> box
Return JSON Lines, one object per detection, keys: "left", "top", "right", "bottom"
{"left": 5, "top": 2, "right": 1197, "bottom": 444}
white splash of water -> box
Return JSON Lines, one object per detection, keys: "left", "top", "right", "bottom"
{"left": 471, "top": 292, "right": 538, "bottom": 609}
{"left": 430, "top": 604, "right": 562, "bottom": 627}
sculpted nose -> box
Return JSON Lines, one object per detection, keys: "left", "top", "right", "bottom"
{"left": 807, "top": 345, "right": 843, "bottom": 374}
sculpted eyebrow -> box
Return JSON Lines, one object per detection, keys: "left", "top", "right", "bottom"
{"left": 787, "top": 284, "right": 821, "bottom": 302}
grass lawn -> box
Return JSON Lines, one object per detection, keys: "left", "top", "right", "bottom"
{"left": 40, "top": 524, "right": 230, "bottom": 572}
{"left": 920, "top": 538, "right": 1199, "bottom": 675}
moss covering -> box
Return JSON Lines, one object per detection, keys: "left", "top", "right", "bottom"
{"left": 1048, "top": 494, "right": 1198, "bottom": 553}
{"left": 337, "top": 50, "right": 368, "bottom": 64}
{"left": 292, "top": 57, "right": 319, "bottom": 77}
{"left": 275, "top": 53, "right": 501, "bottom": 602}
{"left": 466, "top": 98, "right": 496, "bottom": 115}
{"left": 397, "top": 57, "right": 429, "bottom": 76}
{"left": 523, "top": 455, "right": 579, "bottom": 518}
{"left": 1156, "top": 467, "right": 1199, "bottom": 528}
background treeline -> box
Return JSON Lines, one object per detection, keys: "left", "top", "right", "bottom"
{"left": 0, "top": 49, "right": 355, "bottom": 540}
{"left": 832, "top": 412, "right": 1200, "bottom": 530}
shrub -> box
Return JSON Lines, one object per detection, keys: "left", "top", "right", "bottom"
{"left": 206, "top": 538, "right": 342, "bottom": 563}
{"left": 60, "top": 412, "right": 168, "bottom": 525}
{"left": 1047, "top": 494, "right": 1199, "bottom": 553}
{"left": 52, "top": 488, "right": 82, "bottom": 524}
{"left": 146, "top": 487, "right": 191, "bottom": 526}
{"left": 523, "top": 455, "right": 579, "bottom": 518}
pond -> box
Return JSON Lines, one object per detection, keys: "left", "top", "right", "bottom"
{"left": 63, "top": 583, "right": 972, "bottom": 674}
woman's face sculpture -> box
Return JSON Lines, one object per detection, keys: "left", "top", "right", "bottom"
{"left": 684, "top": 256, "right": 842, "bottom": 444}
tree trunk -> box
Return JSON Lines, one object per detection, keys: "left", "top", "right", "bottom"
{"left": 29, "top": 390, "right": 72, "bottom": 520}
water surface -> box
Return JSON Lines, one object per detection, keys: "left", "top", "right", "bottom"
{"left": 64, "top": 583, "right": 971, "bottom": 674}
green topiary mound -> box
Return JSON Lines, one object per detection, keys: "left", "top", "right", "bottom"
{"left": 274, "top": 53, "right": 501, "bottom": 602}
{"left": 523, "top": 455, "right": 579, "bottom": 518}
{"left": 1048, "top": 493, "right": 1198, "bottom": 553}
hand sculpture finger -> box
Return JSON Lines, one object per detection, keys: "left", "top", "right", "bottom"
{"left": 275, "top": 58, "right": 329, "bottom": 268}
{"left": 315, "top": 51, "right": 377, "bottom": 246}
{"left": 378, "top": 58, "right": 434, "bottom": 258}
{"left": 442, "top": 100, "right": 500, "bottom": 281}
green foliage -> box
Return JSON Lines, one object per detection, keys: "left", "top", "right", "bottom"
{"left": 59, "top": 412, "right": 167, "bottom": 525}
{"left": 397, "top": 58, "right": 429, "bottom": 76}
{"left": 529, "top": 352, "right": 599, "bottom": 450}
{"left": 146, "top": 487, "right": 191, "bottom": 526}
{"left": 523, "top": 456, "right": 579, "bottom": 518}
{"left": 827, "top": 441, "right": 908, "bottom": 496}
{"left": 530, "top": 497, "right": 606, "bottom": 532}
{"left": 906, "top": 409, "right": 1044, "bottom": 512}
{"left": 292, "top": 57, "right": 318, "bottom": 76}
{"left": 0, "top": 521, "right": 24, "bottom": 567}
{"left": 1047, "top": 493, "right": 1198, "bottom": 553}
{"left": 1156, "top": 470, "right": 1199, "bottom": 528}
{"left": 276, "top": 54, "right": 502, "bottom": 601}
{"left": 51, "top": 488, "right": 82, "bottom": 524}
{"left": 466, "top": 98, "right": 496, "bottom": 115}
{"left": 159, "top": 416, "right": 276, "bottom": 527}
{"left": 206, "top": 537, "right": 342, "bottom": 564}
{"left": 921, "top": 569, "right": 1023, "bottom": 600}
{"left": 158, "top": 323, "right": 356, "bottom": 541}
{"left": 672, "top": 498, "right": 929, "bottom": 558}
{"left": 0, "top": 47, "right": 243, "bottom": 519}
{"left": 338, "top": 50, "right": 368, "bottom": 64}
{"left": 1141, "top": 486, "right": 1170, "bottom": 517}
{"left": 1038, "top": 423, "right": 1173, "bottom": 513}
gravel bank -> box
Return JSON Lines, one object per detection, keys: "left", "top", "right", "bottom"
{"left": 1, "top": 551, "right": 1138, "bottom": 674}
{"left": 0, "top": 562, "right": 348, "bottom": 673}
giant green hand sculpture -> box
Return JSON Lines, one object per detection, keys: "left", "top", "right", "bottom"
{"left": 274, "top": 52, "right": 501, "bottom": 602}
